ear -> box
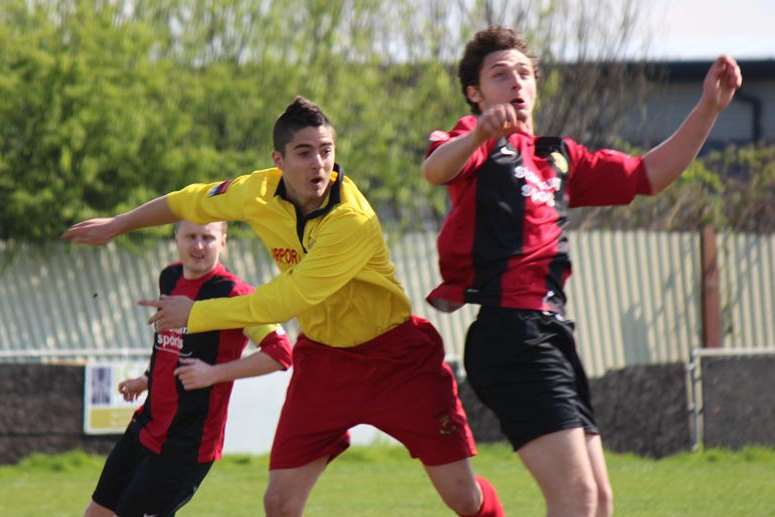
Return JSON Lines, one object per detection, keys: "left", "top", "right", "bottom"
{"left": 271, "top": 150, "right": 284, "bottom": 170}
{"left": 466, "top": 84, "right": 483, "bottom": 105}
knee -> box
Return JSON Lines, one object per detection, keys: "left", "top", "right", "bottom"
{"left": 574, "top": 479, "right": 599, "bottom": 515}
{"left": 442, "top": 483, "right": 482, "bottom": 516}
{"left": 263, "top": 488, "right": 304, "bottom": 517}
{"left": 546, "top": 478, "right": 597, "bottom": 517}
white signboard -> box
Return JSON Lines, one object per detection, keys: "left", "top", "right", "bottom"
{"left": 84, "top": 362, "right": 147, "bottom": 434}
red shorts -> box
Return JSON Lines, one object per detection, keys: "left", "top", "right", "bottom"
{"left": 269, "top": 316, "right": 477, "bottom": 469}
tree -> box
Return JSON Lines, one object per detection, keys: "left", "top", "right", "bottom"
{"left": 0, "top": 0, "right": 660, "bottom": 242}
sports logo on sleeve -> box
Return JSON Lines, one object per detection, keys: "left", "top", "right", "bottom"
{"left": 207, "top": 179, "right": 232, "bottom": 197}
{"left": 428, "top": 130, "right": 450, "bottom": 143}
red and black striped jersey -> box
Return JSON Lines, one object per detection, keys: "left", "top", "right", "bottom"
{"left": 133, "top": 262, "right": 291, "bottom": 463}
{"left": 425, "top": 115, "right": 652, "bottom": 314}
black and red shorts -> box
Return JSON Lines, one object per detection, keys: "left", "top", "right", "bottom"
{"left": 92, "top": 427, "right": 212, "bottom": 517}
{"left": 464, "top": 307, "right": 599, "bottom": 450}
{"left": 270, "top": 316, "right": 477, "bottom": 469}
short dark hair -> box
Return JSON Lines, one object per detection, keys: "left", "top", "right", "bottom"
{"left": 458, "top": 26, "right": 539, "bottom": 114}
{"left": 273, "top": 96, "right": 334, "bottom": 154}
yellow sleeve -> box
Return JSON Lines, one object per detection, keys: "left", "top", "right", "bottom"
{"left": 166, "top": 173, "right": 258, "bottom": 223}
{"left": 186, "top": 208, "right": 380, "bottom": 332}
{"left": 242, "top": 324, "right": 281, "bottom": 344}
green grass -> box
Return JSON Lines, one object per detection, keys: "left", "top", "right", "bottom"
{"left": 2, "top": 444, "right": 774, "bottom": 516}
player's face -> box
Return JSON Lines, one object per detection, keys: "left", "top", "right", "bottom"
{"left": 467, "top": 48, "right": 537, "bottom": 133}
{"left": 174, "top": 221, "right": 226, "bottom": 279}
{"left": 272, "top": 125, "right": 336, "bottom": 215}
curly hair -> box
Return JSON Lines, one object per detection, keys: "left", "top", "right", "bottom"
{"left": 458, "top": 26, "right": 539, "bottom": 114}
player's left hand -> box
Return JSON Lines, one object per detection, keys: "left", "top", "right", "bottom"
{"left": 174, "top": 358, "right": 217, "bottom": 390}
{"left": 139, "top": 295, "right": 193, "bottom": 331}
{"left": 701, "top": 55, "right": 742, "bottom": 112}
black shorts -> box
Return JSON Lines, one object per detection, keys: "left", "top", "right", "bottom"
{"left": 92, "top": 428, "right": 213, "bottom": 517}
{"left": 464, "top": 307, "right": 599, "bottom": 451}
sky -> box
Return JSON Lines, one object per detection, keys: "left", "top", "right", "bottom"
{"left": 646, "top": 0, "right": 775, "bottom": 60}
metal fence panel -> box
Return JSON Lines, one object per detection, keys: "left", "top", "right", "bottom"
{"left": 565, "top": 230, "right": 702, "bottom": 377}
{"left": 1, "top": 231, "right": 768, "bottom": 378}
{"left": 718, "top": 232, "right": 775, "bottom": 349}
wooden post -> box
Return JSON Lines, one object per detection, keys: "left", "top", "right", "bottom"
{"left": 700, "top": 225, "right": 722, "bottom": 348}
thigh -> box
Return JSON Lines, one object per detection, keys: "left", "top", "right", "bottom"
{"left": 265, "top": 456, "right": 329, "bottom": 516}
{"left": 518, "top": 427, "right": 595, "bottom": 499}
{"left": 269, "top": 343, "right": 352, "bottom": 470}
{"left": 115, "top": 454, "right": 212, "bottom": 517}
{"left": 464, "top": 310, "right": 592, "bottom": 450}
{"left": 91, "top": 430, "right": 148, "bottom": 512}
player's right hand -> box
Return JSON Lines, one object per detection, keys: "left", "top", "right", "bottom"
{"left": 61, "top": 217, "right": 119, "bottom": 245}
{"left": 474, "top": 103, "right": 521, "bottom": 142}
{"left": 118, "top": 376, "right": 148, "bottom": 402}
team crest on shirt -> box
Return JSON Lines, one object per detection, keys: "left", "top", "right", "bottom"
{"left": 549, "top": 152, "right": 569, "bottom": 174}
{"left": 208, "top": 179, "right": 232, "bottom": 197}
{"left": 492, "top": 140, "right": 521, "bottom": 164}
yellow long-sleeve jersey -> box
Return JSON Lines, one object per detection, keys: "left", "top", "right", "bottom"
{"left": 166, "top": 166, "right": 412, "bottom": 347}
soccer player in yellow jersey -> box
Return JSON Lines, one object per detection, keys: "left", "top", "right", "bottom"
{"left": 64, "top": 97, "right": 504, "bottom": 517}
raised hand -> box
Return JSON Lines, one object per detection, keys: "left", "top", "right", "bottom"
{"left": 701, "top": 55, "right": 742, "bottom": 113}
{"left": 474, "top": 103, "right": 522, "bottom": 142}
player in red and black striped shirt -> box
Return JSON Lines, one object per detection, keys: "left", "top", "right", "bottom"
{"left": 423, "top": 26, "right": 741, "bottom": 517}
{"left": 85, "top": 221, "right": 292, "bottom": 517}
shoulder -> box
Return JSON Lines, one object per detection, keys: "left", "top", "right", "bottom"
{"left": 159, "top": 263, "right": 183, "bottom": 292}
{"left": 428, "top": 115, "right": 477, "bottom": 147}
{"left": 203, "top": 264, "right": 246, "bottom": 298}
{"left": 337, "top": 176, "right": 376, "bottom": 218}
{"left": 232, "top": 167, "right": 283, "bottom": 196}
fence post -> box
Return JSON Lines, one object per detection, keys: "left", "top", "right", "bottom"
{"left": 700, "top": 225, "right": 722, "bottom": 348}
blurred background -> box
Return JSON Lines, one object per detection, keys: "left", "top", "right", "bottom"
{"left": 1, "top": 0, "right": 773, "bottom": 461}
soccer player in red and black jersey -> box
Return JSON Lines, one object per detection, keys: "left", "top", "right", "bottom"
{"left": 422, "top": 27, "right": 741, "bottom": 517}
{"left": 83, "top": 220, "right": 292, "bottom": 517}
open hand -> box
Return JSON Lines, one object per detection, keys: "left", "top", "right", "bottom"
{"left": 61, "top": 217, "right": 119, "bottom": 246}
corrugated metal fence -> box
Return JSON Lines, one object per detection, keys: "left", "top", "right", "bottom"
{"left": 1, "top": 231, "right": 772, "bottom": 377}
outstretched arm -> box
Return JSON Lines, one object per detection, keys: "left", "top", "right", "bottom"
{"left": 643, "top": 55, "right": 742, "bottom": 194}
{"left": 61, "top": 196, "right": 177, "bottom": 245}
{"left": 422, "top": 104, "right": 520, "bottom": 185}
{"left": 173, "top": 352, "right": 284, "bottom": 390}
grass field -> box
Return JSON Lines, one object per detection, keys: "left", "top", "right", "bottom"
{"left": 1, "top": 443, "right": 774, "bottom": 516}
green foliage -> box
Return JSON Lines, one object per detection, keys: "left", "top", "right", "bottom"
{"left": 0, "top": 1, "right": 182, "bottom": 241}
{"left": 3, "top": 0, "right": 763, "bottom": 242}
{"left": 571, "top": 144, "right": 775, "bottom": 232}
{"left": 0, "top": 0, "right": 468, "bottom": 242}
